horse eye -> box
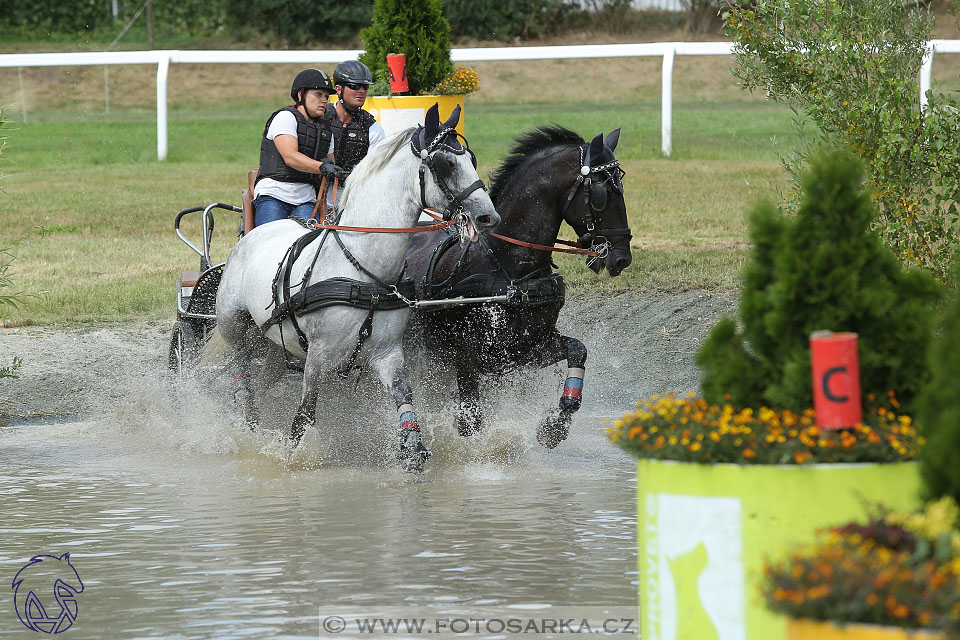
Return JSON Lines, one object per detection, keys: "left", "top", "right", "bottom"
{"left": 590, "top": 183, "right": 608, "bottom": 209}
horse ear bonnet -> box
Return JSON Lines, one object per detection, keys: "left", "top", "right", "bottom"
{"left": 604, "top": 128, "right": 621, "bottom": 152}
{"left": 411, "top": 102, "right": 468, "bottom": 159}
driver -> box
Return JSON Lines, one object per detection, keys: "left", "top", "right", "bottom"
{"left": 321, "top": 60, "right": 387, "bottom": 205}
{"left": 253, "top": 68, "right": 343, "bottom": 226}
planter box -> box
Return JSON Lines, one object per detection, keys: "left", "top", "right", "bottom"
{"left": 362, "top": 95, "right": 465, "bottom": 137}
{"left": 637, "top": 459, "right": 922, "bottom": 640}
{"left": 787, "top": 618, "right": 945, "bottom": 639}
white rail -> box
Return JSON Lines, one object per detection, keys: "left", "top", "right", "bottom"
{"left": 0, "top": 41, "right": 955, "bottom": 160}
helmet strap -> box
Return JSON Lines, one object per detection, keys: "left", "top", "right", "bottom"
{"left": 337, "top": 87, "right": 360, "bottom": 116}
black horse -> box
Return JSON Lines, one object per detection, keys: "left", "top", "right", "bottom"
{"left": 404, "top": 126, "right": 632, "bottom": 448}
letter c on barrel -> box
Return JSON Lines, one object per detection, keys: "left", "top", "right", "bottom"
{"left": 822, "top": 366, "right": 849, "bottom": 403}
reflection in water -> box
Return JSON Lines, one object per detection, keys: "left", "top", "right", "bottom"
{"left": 1, "top": 376, "right": 637, "bottom": 639}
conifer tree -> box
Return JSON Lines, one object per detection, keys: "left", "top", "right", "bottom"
{"left": 359, "top": 0, "right": 454, "bottom": 95}
{"left": 917, "top": 268, "right": 960, "bottom": 503}
{"left": 696, "top": 150, "right": 941, "bottom": 414}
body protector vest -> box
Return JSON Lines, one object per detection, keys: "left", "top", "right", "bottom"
{"left": 257, "top": 106, "right": 332, "bottom": 189}
{"left": 324, "top": 104, "right": 377, "bottom": 180}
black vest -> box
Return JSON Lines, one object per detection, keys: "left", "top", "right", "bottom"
{"left": 323, "top": 103, "right": 377, "bottom": 178}
{"left": 257, "top": 106, "right": 332, "bottom": 189}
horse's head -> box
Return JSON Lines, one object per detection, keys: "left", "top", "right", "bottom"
{"left": 562, "top": 129, "right": 633, "bottom": 277}
{"left": 411, "top": 104, "right": 500, "bottom": 241}
{"left": 12, "top": 553, "right": 84, "bottom": 633}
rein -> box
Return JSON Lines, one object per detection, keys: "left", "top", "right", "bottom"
{"left": 415, "top": 209, "right": 599, "bottom": 257}
{"left": 489, "top": 232, "right": 598, "bottom": 257}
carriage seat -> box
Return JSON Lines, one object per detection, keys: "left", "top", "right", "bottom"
{"left": 180, "top": 270, "right": 201, "bottom": 288}
{"left": 241, "top": 169, "right": 258, "bottom": 235}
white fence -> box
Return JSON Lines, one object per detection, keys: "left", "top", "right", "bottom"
{"left": 0, "top": 41, "right": 957, "bottom": 160}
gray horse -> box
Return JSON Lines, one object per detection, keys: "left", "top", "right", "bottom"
{"left": 215, "top": 104, "right": 500, "bottom": 472}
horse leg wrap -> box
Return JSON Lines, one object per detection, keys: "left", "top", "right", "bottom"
{"left": 559, "top": 367, "right": 585, "bottom": 414}
{"left": 398, "top": 404, "right": 421, "bottom": 432}
{"left": 397, "top": 404, "right": 431, "bottom": 473}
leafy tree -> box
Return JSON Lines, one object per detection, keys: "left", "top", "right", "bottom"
{"left": 228, "top": 0, "right": 370, "bottom": 44}
{"left": 917, "top": 262, "right": 960, "bottom": 504}
{"left": 723, "top": 0, "right": 960, "bottom": 278}
{"left": 360, "top": 0, "right": 454, "bottom": 95}
{"left": 443, "top": 0, "right": 568, "bottom": 40}
{"left": 696, "top": 150, "right": 941, "bottom": 415}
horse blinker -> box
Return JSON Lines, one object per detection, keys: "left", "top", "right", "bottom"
{"left": 589, "top": 182, "right": 607, "bottom": 210}
{"left": 431, "top": 151, "right": 453, "bottom": 178}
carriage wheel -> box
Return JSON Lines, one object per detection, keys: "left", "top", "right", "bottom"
{"left": 168, "top": 322, "right": 200, "bottom": 378}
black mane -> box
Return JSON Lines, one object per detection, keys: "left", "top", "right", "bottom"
{"left": 488, "top": 125, "right": 584, "bottom": 204}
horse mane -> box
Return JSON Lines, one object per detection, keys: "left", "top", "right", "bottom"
{"left": 488, "top": 125, "right": 585, "bottom": 204}
{"left": 339, "top": 127, "right": 416, "bottom": 207}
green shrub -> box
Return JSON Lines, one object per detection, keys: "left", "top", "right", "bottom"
{"left": 723, "top": 0, "right": 960, "bottom": 278}
{"left": 442, "top": 0, "right": 569, "bottom": 40}
{"left": 695, "top": 149, "right": 941, "bottom": 414}
{"left": 917, "top": 263, "right": 960, "bottom": 504}
{"left": 228, "top": 0, "right": 371, "bottom": 44}
{"left": 360, "top": 0, "right": 454, "bottom": 95}
{"left": 0, "top": 0, "right": 111, "bottom": 35}
{"left": 0, "top": 0, "right": 230, "bottom": 38}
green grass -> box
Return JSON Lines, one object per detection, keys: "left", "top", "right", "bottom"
{"left": 0, "top": 98, "right": 797, "bottom": 326}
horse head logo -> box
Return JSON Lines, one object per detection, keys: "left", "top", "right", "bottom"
{"left": 12, "top": 553, "right": 84, "bottom": 634}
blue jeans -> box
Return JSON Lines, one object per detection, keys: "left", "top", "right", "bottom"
{"left": 253, "top": 195, "right": 316, "bottom": 227}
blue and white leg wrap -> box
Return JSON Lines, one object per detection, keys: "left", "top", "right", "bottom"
{"left": 398, "top": 404, "right": 421, "bottom": 431}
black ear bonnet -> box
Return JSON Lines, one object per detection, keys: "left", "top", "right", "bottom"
{"left": 410, "top": 104, "right": 478, "bottom": 175}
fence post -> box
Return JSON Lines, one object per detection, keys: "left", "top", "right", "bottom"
{"left": 661, "top": 45, "right": 675, "bottom": 157}
{"left": 920, "top": 42, "right": 934, "bottom": 112}
{"left": 157, "top": 53, "right": 170, "bottom": 161}
{"left": 17, "top": 67, "right": 27, "bottom": 124}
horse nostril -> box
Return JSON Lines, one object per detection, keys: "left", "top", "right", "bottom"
{"left": 616, "top": 256, "right": 632, "bottom": 270}
{"left": 476, "top": 213, "right": 499, "bottom": 228}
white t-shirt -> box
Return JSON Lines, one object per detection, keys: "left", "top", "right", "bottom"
{"left": 254, "top": 109, "right": 335, "bottom": 205}
{"left": 326, "top": 119, "right": 388, "bottom": 208}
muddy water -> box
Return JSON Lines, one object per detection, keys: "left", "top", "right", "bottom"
{"left": 1, "top": 381, "right": 637, "bottom": 639}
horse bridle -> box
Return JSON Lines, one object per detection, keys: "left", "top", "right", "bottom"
{"left": 413, "top": 126, "right": 485, "bottom": 221}
{"left": 560, "top": 143, "right": 632, "bottom": 262}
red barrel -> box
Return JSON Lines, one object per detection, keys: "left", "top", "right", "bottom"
{"left": 386, "top": 53, "right": 409, "bottom": 93}
{"left": 810, "top": 331, "right": 862, "bottom": 429}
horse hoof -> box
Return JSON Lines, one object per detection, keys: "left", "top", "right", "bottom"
{"left": 536, "top": 411, "right": 570, "bottom": 449}
{"left": 397, "top": 427, "right": 431, "bottom": 473}
{"left": 455, "top": 403, "right": 484, "bottom": 437}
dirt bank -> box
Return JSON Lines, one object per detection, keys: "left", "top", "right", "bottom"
{"left": 0, "top": 289, "right": 737, "bottom": 424}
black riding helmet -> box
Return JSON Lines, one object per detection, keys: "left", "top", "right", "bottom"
{"left": 290, "top": 68, "right": 334, "bottom": 104}
{"left": 334, "top": 61, "right": 373, "bottom": 115}
{"left": 333, "top": 60, "right": 373, "bottom": 87}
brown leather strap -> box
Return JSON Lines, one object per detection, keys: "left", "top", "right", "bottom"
{"left": 489, "top": 232, "right": 598, "bottom": 256}
{"left": 420, "top": 208, "right": 598, "bottom": 256}
{"left": 308, "top": 207, "right": 458, "bottom": 234}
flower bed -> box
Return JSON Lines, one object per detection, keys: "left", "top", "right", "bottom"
{"left": 610, "top": 393, "right": 920, "bottom": 465}
{"left": 764, "top": 499, "right": 960, "bottom": 639}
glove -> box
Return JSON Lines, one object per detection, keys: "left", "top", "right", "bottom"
{"left": 318, "top": 161, "right": 343, "bottom": 180}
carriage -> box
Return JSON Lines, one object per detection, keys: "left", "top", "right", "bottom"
{"left": 165, "top": 107, "right": 631, "bottom": 472}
